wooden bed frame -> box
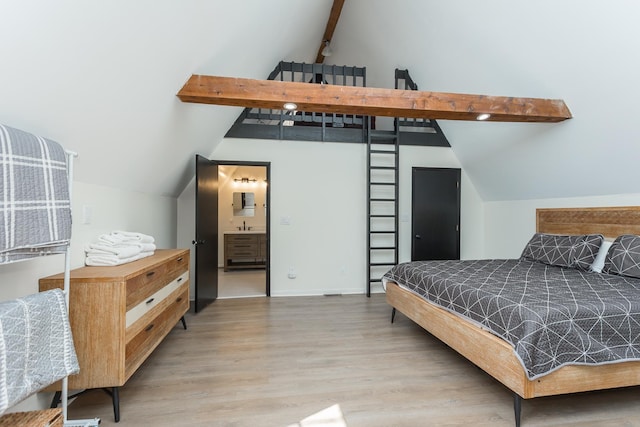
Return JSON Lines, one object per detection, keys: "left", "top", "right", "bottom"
{"left": 386, "top": 206, "right": 640, "bottom": 426}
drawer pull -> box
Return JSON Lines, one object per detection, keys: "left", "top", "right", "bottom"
{"left": 146, "top": 271, "right": 155, "bottom": 277}
{"left": 177, "top": 278, "right": 183, "bottom": 283}
{"left": 146, "top": 298, "right": 154, "bottom": 304}
{"left": 145, "top": 324, "right": 154, "bottom": 332}
{"left": 176, "top": 297, "right": 183, "bottom": 303}
{"left": 177, "top": 257, "right": 184, "bottom": 262}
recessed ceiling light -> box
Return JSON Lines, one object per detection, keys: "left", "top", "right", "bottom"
{"left": 283, "top": 102, "right": 297, "bottom": 111}
{"left": 477, "top": 113, "right": 491, "bottom": 121}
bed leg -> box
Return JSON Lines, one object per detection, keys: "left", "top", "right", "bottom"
{"left": 391, "top": 307, "right": 397, "bottom": 323}
{"left": 513, "top": 393, "right": 522, "bottom": 427}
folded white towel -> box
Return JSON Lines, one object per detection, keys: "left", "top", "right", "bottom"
{"left": 97, "top": 231, "right": 155, "bottom": 246}
{"left": 113, "top": 231, "right": 155, "bottom": 244}
{"left": 84, "top": 243, "right": 142, "bottom": 259}
{"left": 140, "top": 242, "right": 156, "bottom": 253}
{"left": 85, "top": 251, "right": 154, "bottom": 267}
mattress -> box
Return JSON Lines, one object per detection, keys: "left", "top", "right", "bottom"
{"left": 383, "top": 259, "right": 640, "bottom": 379}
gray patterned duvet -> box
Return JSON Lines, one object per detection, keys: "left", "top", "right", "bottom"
{"left": 383, "top": 259, "right": 640, "bottom": 379}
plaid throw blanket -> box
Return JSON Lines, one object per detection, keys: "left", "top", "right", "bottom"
{"left": 0, "top": 125, "right": 71, "bottom": 263}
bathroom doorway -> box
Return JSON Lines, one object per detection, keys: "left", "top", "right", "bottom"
{"left": 217, "top": 162, "right": 270, "bottom": 298}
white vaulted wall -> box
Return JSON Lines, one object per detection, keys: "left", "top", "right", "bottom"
{"left": 485, "top": 194, "right": 640, "bottom": 259}
{"left": 176, "top": 139, "right": 484, "bottom": 297}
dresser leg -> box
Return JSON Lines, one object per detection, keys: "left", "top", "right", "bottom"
{"left": 50, "top": 390, "right": 62, "bottom": 408}
{"left": 180, "top": 316, "right": 187, "bottom": 330}
{"left": 112, "top": 387, "right": 120, "bottom": 422}
{"left": 102, "top": 387, "right": 120, "bottom": 422}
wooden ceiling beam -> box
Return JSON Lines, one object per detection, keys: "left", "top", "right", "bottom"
{"left": 177, "top": 75, "right": 572, "bottom": 123}
{"left": 315, "top": 0, "right": 346, "bottom": 64}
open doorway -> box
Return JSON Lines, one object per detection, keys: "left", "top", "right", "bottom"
{"left": 217, "top": 163, "right": 270, "bottom": 298}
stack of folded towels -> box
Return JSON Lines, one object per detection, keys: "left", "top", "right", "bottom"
{"left": 85, "top": 231, "right": 156, "bottom": 266}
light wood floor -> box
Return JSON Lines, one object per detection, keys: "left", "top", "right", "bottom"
{"left": 218, "top": 269, "right": 266, "bottom": 298}
{"left": 67, "top": 294, "right": 640, "bottom": 426}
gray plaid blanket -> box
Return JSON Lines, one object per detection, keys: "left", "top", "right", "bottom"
{"left": 384, "top": 259, "right": 640, "bottom": 379}
{"left": 0, "top": 289, "right": 79, "bottom": 414}
{"left": 0, "top": 124, "right": 71, "bottom": 263}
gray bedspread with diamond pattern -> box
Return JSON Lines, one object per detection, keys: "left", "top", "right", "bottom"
{"left": 383, "top": 259, "right": 640, "bottom": 379}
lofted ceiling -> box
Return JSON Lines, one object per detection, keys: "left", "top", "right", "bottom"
{"left": 1, "top": 0, "right": 640, "bottom": 202}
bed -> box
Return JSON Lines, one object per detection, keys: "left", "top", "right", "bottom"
{"left": 383, "top": 206, "right": 640, "bottom": 426}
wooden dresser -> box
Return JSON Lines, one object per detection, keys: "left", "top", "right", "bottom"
{"left": 39, "top": 249, "right": 189, "bottom": 421}
{"left": 224, "top": 232, "right": 266, "bottom": 271}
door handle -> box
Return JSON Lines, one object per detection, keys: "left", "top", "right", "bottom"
{"left": 415, "top": 235, "right": 421, "bottom": 239}
{"left": 192, "top": 239, "right": 205, "bottom": 245}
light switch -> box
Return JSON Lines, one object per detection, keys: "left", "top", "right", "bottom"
{"left": 82, "top": 205, "right": 92, "bottom": 225}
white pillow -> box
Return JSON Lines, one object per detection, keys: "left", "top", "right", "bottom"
{"left": 590, "top": 240, "right": 613, "bottom": 273}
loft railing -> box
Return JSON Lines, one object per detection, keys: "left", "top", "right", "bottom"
{"left": 226, "top": 61, "right": 368, "bottom": 142}
{"left": 225, "top": 62, "right": 449, "bottom": 147}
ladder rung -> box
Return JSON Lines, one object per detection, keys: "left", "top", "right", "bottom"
{"left": 370, "top": 247, "right": 396, "bottom": 250}
{"left": 370, "top": 262, "right": 395, "bottom": 266}
{"left": 370, "top": 182, "right": 396, "bottom": 186}
{"left": 370, "top": 231, "right": 396, "bottom": 234}
{"left": 370, "top": 166, "right": 396, "bottom": 170}
{"left": 370, "top": 214, "right": 395, "bottom": 218}
{"left": 370, "top": 149, "right": 397, "bottom": 154}
{"left": 370, "top": 198, "right": 396, "bottom": 202}
{"left": 370, "top": 130, "right": 398, "bottom": 138}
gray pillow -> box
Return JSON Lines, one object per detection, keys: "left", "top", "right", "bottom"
{"left": 521, "top": 233, "right": 603, "bottom": 270}
{"left": 574, "top": 234, "right": 606, "bottom": 271}
{"left": 602, "top": 235, "right": 640, "bottom": 278}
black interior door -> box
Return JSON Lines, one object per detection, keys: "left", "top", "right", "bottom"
{"left": 411, "top": 167, "right": 461, "bottom": 261}
{"left": 194, "top": 155, "right": 218, "bottom": 312}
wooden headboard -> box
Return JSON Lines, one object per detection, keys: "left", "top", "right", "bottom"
{"left": 537, "top": 206, "right": 640, "bottom": 239}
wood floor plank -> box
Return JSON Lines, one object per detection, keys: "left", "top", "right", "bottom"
{"left": 67, "top": 295, "right": 640, "bottom": 426}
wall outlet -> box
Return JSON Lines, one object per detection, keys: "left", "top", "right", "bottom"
{"left": 287, "top": 267, "right": 296, "bottom": 279}
{"left": 280, "top": 216, "right": 291, "bottom": 225}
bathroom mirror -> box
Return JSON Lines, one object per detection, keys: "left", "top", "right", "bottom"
{"left": 233, "top": 192, "right": 255, "bottom": 217}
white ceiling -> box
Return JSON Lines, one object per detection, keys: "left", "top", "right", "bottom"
{"left": 2, "top": 0, "right": 639, "bottom": 201}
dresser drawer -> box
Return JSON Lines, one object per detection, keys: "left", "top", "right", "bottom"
{"left": 165, "top": 252, "right": 189, "bottom": 276}
{"left": 125, "top": 285, "right": 189, "bottom": 379}
{"left": 126, "top": 270, "right": 189, "bottom": 328}
{"left": 126, "top": 253, "right": 188, "bottom": 310}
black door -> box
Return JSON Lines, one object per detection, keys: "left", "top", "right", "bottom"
{"left": 411, "top": 167, "right": 460, "bottom": 261}
{"left": 194, "top": 155, "right": 219, "bottom": 312}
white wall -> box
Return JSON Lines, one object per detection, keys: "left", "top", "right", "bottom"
{"left": 398, "top": 146, "right": 484, "bottom": 263}
{"left": 177, "top": 139, "right": 484, "bottom": 297}
{"left": 0, "top": 180, "right": 176, "bottom": 412}
{"left": 485, "top": 193, "right": 640, "bottom": 259}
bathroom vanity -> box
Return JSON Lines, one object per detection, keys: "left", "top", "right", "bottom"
{"left": 224, "top": 231, "right": 266, "bottom": 271}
